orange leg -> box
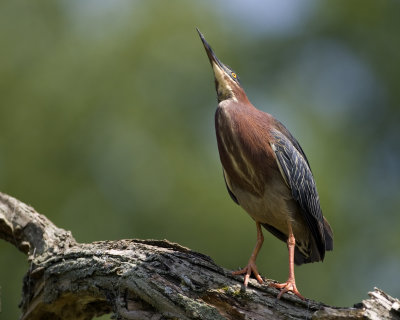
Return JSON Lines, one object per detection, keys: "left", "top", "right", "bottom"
{"left": 233, "top": 221, "right": 264, "bottom": 286}
{"left": 271, "top": 223, "right": 305, "bottom": 300}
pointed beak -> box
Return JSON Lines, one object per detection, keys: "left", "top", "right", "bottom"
{"left": 196, "top": 28, "right": 223, "bottom": 70}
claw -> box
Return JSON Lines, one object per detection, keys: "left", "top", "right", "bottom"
{"left": 271, "top": 280, "right": 305, "bottom": 300}
{"left": 270, "top": 225, "right": 305, "bottom": 300}
{"left": 232, "top": 261, "right": 263, "bottom": 286}
{"left": 232, "top": 222, "right": 264, "bottom": 286}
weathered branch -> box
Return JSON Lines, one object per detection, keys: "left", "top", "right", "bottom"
{"left": 0, "top": 192, "right": 76, "bottom": 259}
{"left": 1, "top": 192, "right": 399, "bottom": 319}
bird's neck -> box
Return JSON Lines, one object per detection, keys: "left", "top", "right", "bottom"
{"left": 218, "top": 92, "right": 253, "bottom": 110}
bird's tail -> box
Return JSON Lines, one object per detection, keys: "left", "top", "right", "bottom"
{"left": 261, "top": 221, "right": 333, "bottom": 265}
{"left": 294, "top": 217, "right": 333, "bottom": 265}
{"left": 294, "top": 238, "right": 321, "bottom": 265}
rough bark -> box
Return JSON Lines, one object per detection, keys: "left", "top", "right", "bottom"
{"left": 0, "top": 192, "right": 399, "bottom": 320}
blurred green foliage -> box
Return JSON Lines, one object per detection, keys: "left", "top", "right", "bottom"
{"left": 1, "top": 1, "right": 399, "bottom": 318}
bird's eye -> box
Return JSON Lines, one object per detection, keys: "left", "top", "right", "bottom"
{"left": 231, "top": 72, "right": 237, "bottom": 79}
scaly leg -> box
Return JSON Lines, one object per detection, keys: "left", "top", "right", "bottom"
{"left": 233, "top": 221, "right": 264, "bottom": 286}
{"left": 271, "top": 223, "right": 305, "bottom": 300}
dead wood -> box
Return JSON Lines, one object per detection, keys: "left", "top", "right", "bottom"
{"left": 1, "top": 192, "right": 399, "bottom": 319}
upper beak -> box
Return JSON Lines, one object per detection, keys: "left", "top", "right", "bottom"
{"left": 196, "top": 28, "right": 223, "bottom": 69}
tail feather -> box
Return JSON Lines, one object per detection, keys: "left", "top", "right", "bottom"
{"left": 295, "top": 218, "right": 333, "bottom": 265}
{"left": 262, "top": 219, "right": 333, "bottom": 266}
{"left": 294, "top": 236, "right": 322, "bottom": 265}
{"left": 262, "top": 223, "right": 322, "bottom": 265}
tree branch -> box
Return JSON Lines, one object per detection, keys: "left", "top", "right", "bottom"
{"left": 1, "top": 191, "right": 399, "bottom": 319}
{"left": 0, "top": 192, "right": 76, "bottom": 259}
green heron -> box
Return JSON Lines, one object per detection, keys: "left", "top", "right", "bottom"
{"left": 197, "top": 29, "right": 333, "bottom": 300}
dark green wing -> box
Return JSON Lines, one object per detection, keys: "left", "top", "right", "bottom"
{"left": 270, "top": 128, "right": 326, "bottom": 260}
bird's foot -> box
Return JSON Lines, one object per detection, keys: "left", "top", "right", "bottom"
{"left": 232, "top": 261, "right": 263, "bottom": 286}
{"left": 271, "top": 279, "right": 305, "bottom": 300}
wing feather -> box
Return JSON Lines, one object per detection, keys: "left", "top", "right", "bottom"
{"left": 270, "top": 128, "right": 326, "bottom": 260}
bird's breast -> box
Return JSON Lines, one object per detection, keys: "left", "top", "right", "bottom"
{"left": 215, "top": 102, "right": 278, "bottom": 197}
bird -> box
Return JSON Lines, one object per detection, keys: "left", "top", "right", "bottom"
{"left": 197, "top": 28, "right": 333, "bottom": 300}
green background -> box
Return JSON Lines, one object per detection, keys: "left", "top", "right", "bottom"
{"left": 1, "top": 1, "right": 399, "bottom": 318}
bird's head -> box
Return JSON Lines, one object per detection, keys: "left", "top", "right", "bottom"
{"left": 197, "top": 28, "right": 244, "bottom": 103}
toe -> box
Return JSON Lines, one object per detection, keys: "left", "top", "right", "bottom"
{"left": 271, "top": 282, "right": 286, "bottom": 289}
{"left": 232, "top": 267, "right": 247, "bottom": 276}
{"left": 271, "top": 281, "right": 305, "bottom": 300}
{"left": 232, "top": 263, "right": 263, "bottom": 286}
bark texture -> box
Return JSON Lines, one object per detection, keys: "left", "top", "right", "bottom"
{"left": 1, "top": 191, "right": 399, "bottom": 320}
